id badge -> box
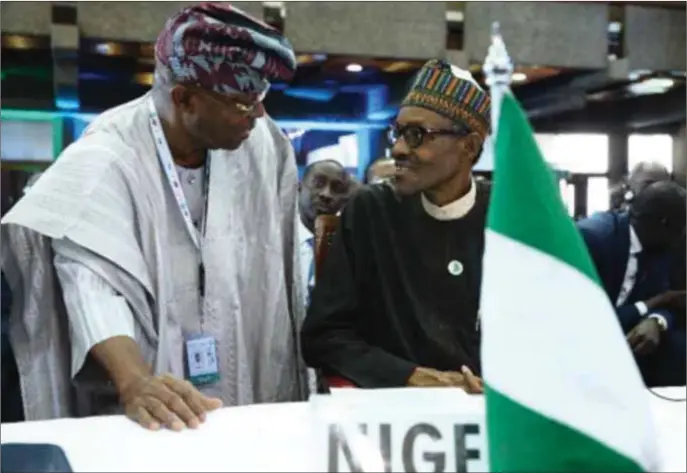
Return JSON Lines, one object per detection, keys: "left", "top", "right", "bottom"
{"left": 185, "top": 334, "right": 220, "bottom": 386}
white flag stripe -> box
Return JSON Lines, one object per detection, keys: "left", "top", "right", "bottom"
{"left": 481, "top": 230, "right": 659, "bottom": 471}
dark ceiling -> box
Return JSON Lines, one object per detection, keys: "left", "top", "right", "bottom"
{"left": 1, "top": 3, "right": 685, "bottom": 135}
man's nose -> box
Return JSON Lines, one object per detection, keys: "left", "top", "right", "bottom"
{"left": 391, "top": 139, "right": 410, "bottom": 161}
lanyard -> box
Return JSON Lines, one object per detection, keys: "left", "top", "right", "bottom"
{"left": 147, "top": 97, "right": 210, "bottom": 300}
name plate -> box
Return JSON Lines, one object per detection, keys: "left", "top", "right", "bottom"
{"left": 309, "top": 388, "right": 488, "bottom": 473}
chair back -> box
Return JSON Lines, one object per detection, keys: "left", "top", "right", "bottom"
{"left": 314, "top": 214, "right": 339, "bottom": 280}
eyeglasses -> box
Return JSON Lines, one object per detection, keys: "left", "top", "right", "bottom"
{"left": 233, "top": 86, "right": 269, "bottom": 117}
{"left": 387, "top": 124, "right": 469, "bottom": 149}
{"left": 189, "top": 84, "right": 268, "bottom": 117}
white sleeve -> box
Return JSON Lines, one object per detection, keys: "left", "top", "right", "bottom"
{"left": 635, "top": 301, "right": 649, "bottom": 316}
{"left": 52, "top": 238, "right": 136, "bottom": 378}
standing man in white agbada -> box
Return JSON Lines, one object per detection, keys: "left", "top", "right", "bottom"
{"left": 1, "top": 3, "right": 307, "bottom": 431}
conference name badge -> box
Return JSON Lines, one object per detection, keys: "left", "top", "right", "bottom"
{"left": 185, "top": 334, "right": 220, "bottom": 386}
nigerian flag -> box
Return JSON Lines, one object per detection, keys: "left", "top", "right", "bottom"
{"left": 480, "top": 91, "right": 659, "bottom": 471}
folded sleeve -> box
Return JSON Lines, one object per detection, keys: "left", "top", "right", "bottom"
{"left": 52, "top": 238, "right": 136, "bottom": 378}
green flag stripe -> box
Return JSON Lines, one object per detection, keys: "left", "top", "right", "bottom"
{"left": 485, "top": 384, "right": 643, "bottom": 472}
{"left": 487, "top": 92, "right": 600, "bottom": 284}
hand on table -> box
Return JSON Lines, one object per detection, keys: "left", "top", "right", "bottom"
{"left": 407, "top": 366, "right": 484, "bottom": 394}
{"left": 120, "top": 373, "right": 223, "bottom": 431}
{"left": 627, "top": 318, "right": 661, "bottom": 356}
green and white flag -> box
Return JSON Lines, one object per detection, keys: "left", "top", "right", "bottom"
{"left": 480, "top": 91, "right": 659, "bottom": 472}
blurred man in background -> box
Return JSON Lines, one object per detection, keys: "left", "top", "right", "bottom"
{"left": 298, "top": 159, "right": 359, "bottom": 300}
{"left": 611, "top": 162, "right": 671, "bottom": 211}
{"left": 2, "top": 3, "right": 306, "bottom": 430}
{"left": 302, "top": 60, "right": 490, "bottom": 392}
{"left": 579, "top": 181, "right": 686, "bottom": 387}
{"left": 610, "top": 161, "right": 685, "bottom": 331}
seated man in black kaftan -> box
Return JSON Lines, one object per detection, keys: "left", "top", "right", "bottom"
{"left": 301, "top": 60, "right": 491, "bottom": 391}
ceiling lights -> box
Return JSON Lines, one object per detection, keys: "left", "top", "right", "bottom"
{"left": 346, "top": 63, "right": 363, "bottom": 73}
{"left": 627, "top": 77, "right": 675, "bottom": 96}
{"left": 511, "top": 72, "right": 527, "bottom": 83}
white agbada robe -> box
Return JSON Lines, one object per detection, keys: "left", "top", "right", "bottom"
{"left": 1, "top": 94, "right": 308, "bottom": 420}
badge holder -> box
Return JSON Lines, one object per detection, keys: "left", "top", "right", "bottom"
{"left": 185, "top": 333, "right": 220, "bottom": 386}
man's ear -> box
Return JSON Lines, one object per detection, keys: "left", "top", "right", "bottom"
{"left": 465, "top": 132, "right": 482, "bottom": 160}
{"left": 170, "top": 85, "right": 193, "bottom": 112}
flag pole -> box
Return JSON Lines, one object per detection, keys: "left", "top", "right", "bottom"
{"left": 483, "top": 22, "right": 514, "bottom": 152}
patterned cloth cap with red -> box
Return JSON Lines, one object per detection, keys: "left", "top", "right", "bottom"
{"left": 155, "top": 2, "right": 297, "bottom": 100}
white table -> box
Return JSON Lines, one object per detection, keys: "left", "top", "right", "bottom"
{"left": 1, "top": 388, "right": 685, "bottom": 472}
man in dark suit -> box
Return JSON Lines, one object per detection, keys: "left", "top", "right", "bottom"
{"left": 623, "top": 162, "right": 685, "bottom": 330}
{"left": 578, "top": 181, "right": 686, "bottom": 387}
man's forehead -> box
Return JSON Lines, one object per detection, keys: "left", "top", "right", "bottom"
{"left": 396, "top": 106, "right": 453, "bottom": 128}
{"left": 311, "top": 161, "right": 348, "bottom": 179}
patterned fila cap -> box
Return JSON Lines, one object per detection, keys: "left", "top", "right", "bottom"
{"left": 402, "top": 59, "right": 491, "bottom": 140}
{"left": 155, "top": 2, "right": 297, "bottom": 100}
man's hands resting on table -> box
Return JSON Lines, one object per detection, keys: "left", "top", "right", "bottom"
{"left": 89, "top": 336, "right": 222, "bottom": 431}
{"left": 120, "top": 374, "right": 223, "bottom": 431}
{"left": 407, "top": 366, "right": 484, "bottom": 394}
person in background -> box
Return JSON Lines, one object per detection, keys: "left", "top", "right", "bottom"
{"left": 301, "top": 59, "right": 490, "bottom": 392}
{"left": 2, "top": 3, "right": 306, "bottom": 430}
{"left": 578, "top": 181, "right": 686, "bottom": 387}
{"left": 298, "top": 159, "right": 359, "bottom": 300}
{"left": 366, "top": 157, "right": 396, "bottom": 184}
{"left": 610, "top": 161, "right": 671, "bottom": 211}
{"left": 612, "top": 161, "right": 685, "bottom": 330}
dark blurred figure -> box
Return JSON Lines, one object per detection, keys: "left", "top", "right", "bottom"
{"left": 366, "top": 157, "right": 396, "bottom": 184}
{"left": 579, "top": 181, "right": 686, "bottom": 387}
{"left": 611, "top": 162, "right": 685, "bottom": 330}
{"left": 298, "top": 160, "right": 359, "bottom": 299}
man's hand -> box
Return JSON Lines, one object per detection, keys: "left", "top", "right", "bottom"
{"left": 120, "top": 373, "right": 223, "bottom": 431}
{"left": 407, "top": 366, "right": 484, "bottom": 394}
{"left": 627, "top": 318, "right": 662, "bottom": 356}
{"left": 646, "top": 290, "right": 686, "bottom": 311}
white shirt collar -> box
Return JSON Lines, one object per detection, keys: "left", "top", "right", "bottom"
{"left": 629, "top": 224, "right": 642, "bottom": 255}
{"left": 298, "top": 217, "right": 314, "bottom": 245}
{"left": 421, "top": 178, "right": 476, "bottom": 221}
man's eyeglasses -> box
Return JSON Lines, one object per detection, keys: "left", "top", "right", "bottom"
{"left": 387, "top": 124, "right": 469, "bottom": 149}
{"left": 190, "top": 84, "right": 267, "bottom": 117}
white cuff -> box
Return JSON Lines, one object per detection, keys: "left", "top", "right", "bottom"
{"left": 635, "top": 301, "right": 649, "bottom": 316}
{"left": 648, "top": 313, "right": 668, "bottom": 331}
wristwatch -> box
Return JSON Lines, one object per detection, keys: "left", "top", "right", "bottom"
{"left": 648, "top": 313, "right": 668, "bottom": 331}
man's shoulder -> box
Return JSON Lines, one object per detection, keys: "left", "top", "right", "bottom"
{"left": 577, "top": 211, "right": 627, "bottom": 246}
{"left": 347, "top": 183, "right": 398, "bottom": 213}
{"left": 59, "top": 97, "right": 152, "bottom": 172}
